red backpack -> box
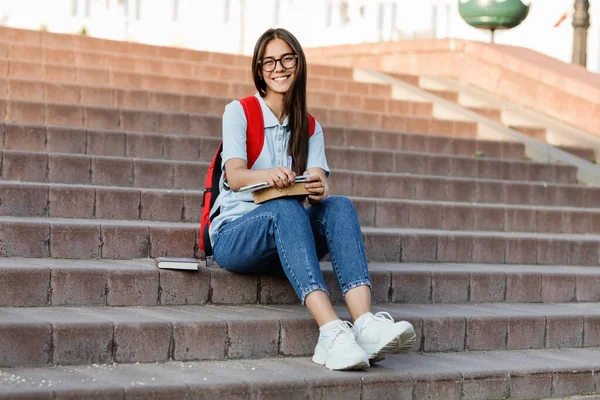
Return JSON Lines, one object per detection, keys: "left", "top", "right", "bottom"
{"left": 200, "top": 96, "right": 316, "bottom": 257}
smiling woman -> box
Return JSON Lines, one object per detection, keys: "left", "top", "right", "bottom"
{"left": 207, "top": 28, "right": 416, "bottom": 372}
{"left": 252, "top": 30, "right": 310, "bottom": 176}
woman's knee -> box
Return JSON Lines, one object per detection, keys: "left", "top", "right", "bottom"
{"left": 321, "top": 196, "right": 356, "bottom": 216}
{"left": 261, "top": 197, "right": 307, "bottom": 219}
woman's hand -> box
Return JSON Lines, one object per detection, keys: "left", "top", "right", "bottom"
{"left": 304, "top": 171, "right": 329, "bottom": 203}
{"left": 266, "top": 166, "right": 296, "bottom": 189}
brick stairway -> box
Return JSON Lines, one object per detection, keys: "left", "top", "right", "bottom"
{"left": 1, "top": 27, "right": 600, "bottom": 399}
{"left": 395, "top": 74, "right": 598, "bottom": 165}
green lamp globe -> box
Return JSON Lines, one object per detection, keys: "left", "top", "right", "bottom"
{"left": 459, "top": 0, "right": 531, "bottom": 41}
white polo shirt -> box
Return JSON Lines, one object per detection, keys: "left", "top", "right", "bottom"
{"left": 208, "top": 93, "right": 330, "bottom": 246}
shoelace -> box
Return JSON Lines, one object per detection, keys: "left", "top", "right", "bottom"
{"left": 331, "top": 321, "right": 359, "bottom": 344}
{"left": 372, "top": 311, "right": 395, "bottom": 325}
{"left": 358, "top": 312, "right": 395, "bottom": 338}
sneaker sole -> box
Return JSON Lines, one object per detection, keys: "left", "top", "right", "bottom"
{"left": 313, "top": 351, "right": 370, "bottom": 371}
{"left": 369, "top": 327, "right": 417, "bottom": 364}
{"left": 329, "top": 360, "right": 370, "bottom": 371}
{"left": 369, "top": 339, "right": 399, "bottom": 363}
{"left": 394, "top": 328, "right": 417, "bottom": 354}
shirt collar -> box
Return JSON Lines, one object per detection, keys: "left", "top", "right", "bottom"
{"left": 255, "top": 93, "right": 289, "bottom": 128}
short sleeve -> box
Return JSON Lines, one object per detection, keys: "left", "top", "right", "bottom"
{"left": 221, "top": 101, "right": 248, "bottom": 167}
{"left": 306, "top": 121, "right": 330, "bottom": 178}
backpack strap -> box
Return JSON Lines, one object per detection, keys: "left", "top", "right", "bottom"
{"left": 240, "top": 96, "right": 318, "bottom": 168}
{"left": 308, "top": 113, "right": 316, "bottom": 137}
{"left": 239, "top": 96, "right": 264, "bottom": 169}
{"left": 199, "top": 142, "right": 223, "bottom": 257}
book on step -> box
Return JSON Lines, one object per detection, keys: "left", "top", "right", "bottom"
{"left": 154, "top": 257, "right": 199, "bottom": 270}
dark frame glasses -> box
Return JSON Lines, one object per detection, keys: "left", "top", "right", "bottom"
{"left": 259, "top": 53, "right": 298, "bottom": 72}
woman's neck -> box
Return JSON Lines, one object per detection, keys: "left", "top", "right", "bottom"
{"left": 264, "top": 92, "right": 286, "bottom": 123}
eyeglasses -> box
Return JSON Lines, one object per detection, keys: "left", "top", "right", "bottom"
{"left": 259, "top": 53, "right": 297, "bottom": 72}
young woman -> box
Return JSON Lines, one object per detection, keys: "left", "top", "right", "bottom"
{"left": 209, "top": 28, "right": 416, "bottom": 371}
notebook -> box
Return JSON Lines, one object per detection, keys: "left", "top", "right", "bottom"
{"left": 154, "top": 257, "right": 199, "bottom": 270}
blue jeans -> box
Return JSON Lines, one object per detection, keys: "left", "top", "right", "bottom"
{"left": 212, "top": 196, "right": 371, "bottom": 305}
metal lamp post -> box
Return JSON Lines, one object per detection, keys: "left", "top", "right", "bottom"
{"left": 572, "top": 0, "right": 590, "bottom": 66}
{"left": 458, "top": 0, "right": 531, "bottom": 43}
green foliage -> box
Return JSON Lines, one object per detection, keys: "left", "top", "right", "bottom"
{"left": 80, "top": 26, "right": 88, "bottom": 36}
{"left": 474, "top": 151, "right": 486, "bottom": 158}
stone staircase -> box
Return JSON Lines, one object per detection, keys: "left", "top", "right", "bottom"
{"left": 393, "top": 74, "right": 598, "bottom": 165}
{"left": 0, "top": 27, "right": 600, "bottom": 399}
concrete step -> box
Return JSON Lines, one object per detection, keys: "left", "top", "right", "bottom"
{"left": 1, "top": 56, "right": 390, "bottom": 99}
{"left": 0, "top": 35, "right": 358, "bottom": 81}
{"left": 0, "top": 216, "right": 599, "bottom": 263}
{"left": 419, "top": 85, "right": 598, "bottom": 166}
{"left": 353, "top": 196, "right": 600, "bottom": 234}
{"left": 328, "top": 124, "right": 515, "bottom": 157}
{"left": 467, "top": 106, "right": 503, "bottom": 122}
{"left": 1, "top": 78, "right": 434, "bottom": 118}
{"left": 327, "top": 148, "right": 576, "bottom": 183}
{"left": 559, "top": 145, "right": 597, "bottom": 164}
{"left": 389, "top": 72, "right": 421, "bottom": 86}
{"left": 425, "top": 88, "right": 459, "bottom": 102}
{"left": 0, "top": 29, "right": 255, "bottom": 68}
{"left": 1, "top": 302, "right": 600, "bottom": 368}
{"left": 2, "top": 182, "right": 599, "bottom": 235}
{"left": 2, "top": 258, "right": 600, "bottom": 307}
{"left": 0, "top": 182, "right": 204, "bottom": 223}
{"left": 0, "top": 128, "right": 573, "bottom": 182}
{"left": 0, "top": 150, "right": 208, "bottom": 190}
{"left": 359, "top": 226, "right": 600, "bottom": 265}
{"left": 0, "top": 216, "right": 199, "bottom": 259}
{"left": 505, "top": 127, "right": 596, "bottom": 164}
{"left": 0, "top": 150, "right": 595, "bottom": 203}
{"left": 1, "top": 122, "right": 527, "bottom": 160}
{"left": 395, "top": 77, "right": 599, "bottom": 167}
{"left": 334, "top": 170, "right": 598, "bottom": 208}
{"left": 0, "top": 98, "right": 477, "bottom": 136}
{"left": 0, "top": 38, "right": 338, "bottom": 76}
{"left": 510, "top": 125, "right": 547, "bottom": 141}
{"left": 1, "top": 348, "right": 600, "bottom": 399}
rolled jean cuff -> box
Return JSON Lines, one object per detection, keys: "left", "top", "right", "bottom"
{"left": 341, "top": 279, "right": 372, "bottom": 295}
{"left": 300, "top": 283, "right": 330, "bottom": 306}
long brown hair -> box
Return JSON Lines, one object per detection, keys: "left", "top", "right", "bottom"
{"left": 251, "top": 28, "right": 308, "bottom": 175}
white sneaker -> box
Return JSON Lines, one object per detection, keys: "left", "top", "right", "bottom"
{"left": 312, "top": 321, "right": 370, "bottom": 371}
{"left": 356, "top": 312, "right": 417, "bottom": 363}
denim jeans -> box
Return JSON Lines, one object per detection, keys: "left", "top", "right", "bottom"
{"left": 212, "top": 196, "right": 371, "bottom": 304}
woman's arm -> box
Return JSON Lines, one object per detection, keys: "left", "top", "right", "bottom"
{"left": 225, "top": 158, "right": 297, "bottom": 192}
{"left": 303, "top": 120, "right": 330, "bottom": 203}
